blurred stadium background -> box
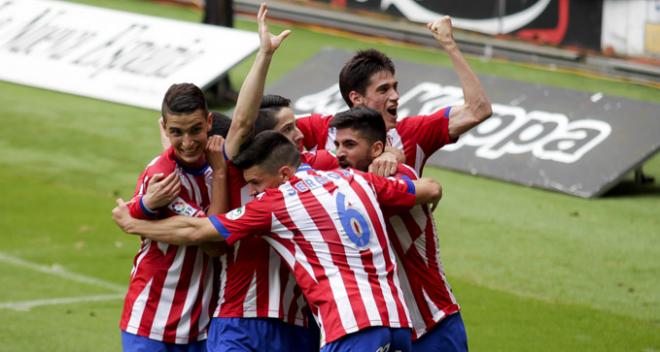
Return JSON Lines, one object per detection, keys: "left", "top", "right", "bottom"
{"left": 0, "top": 0, "right": 658, "bottom": 351}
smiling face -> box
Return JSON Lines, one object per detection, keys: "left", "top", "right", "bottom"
{"left": 164, "top": 109, "right": 211, "bottom": 166}
{"left": 273, "top": 107, "right": 304, "bottom": 151}
{"left": 350, "top": 70, "right": 399, "bottom": 130}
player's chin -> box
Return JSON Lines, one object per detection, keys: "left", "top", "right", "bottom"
{"left": 178, "top": 150, "right": 203, "bottom": 163}
{"left": 338, "top": 160, "right": 352, "bottom": 169}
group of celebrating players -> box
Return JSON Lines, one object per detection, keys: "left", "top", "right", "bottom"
{"left": 111, "top": 4, "right": 492, "bottom": 352}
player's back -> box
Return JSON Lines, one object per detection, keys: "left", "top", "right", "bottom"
{"left": 265, "top": 167, "right": 414, "bottom": 344}
{"left": 121, "top": 147, "right": 218, "bottom": 344}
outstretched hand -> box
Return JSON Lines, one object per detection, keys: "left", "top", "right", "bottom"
{"left": 427, "top": 16, "right": 455, "bottom": 48}
{"left": 257, "top": 3, "right": 291, "bottom": 55}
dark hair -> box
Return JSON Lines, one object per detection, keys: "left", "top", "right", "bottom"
{"left": 232, "top": 131, "right": 300, "bottom": 173}
{"left": 161, "top": 83, "right": 208, "bottom": 122}
{"left": 208, "top": 112, "right": 231, "bottom": 138}
{"left": 250, "top": 94, "right": 292, "bottom": 139}
{"left": 339, "top": 49, "right": 395, "bottom": 107}
{"left": 260, "top": 94, "right": 291, "bottom": 109}
{"left": 329, "top": 106, "right": 386, "bottom": 145}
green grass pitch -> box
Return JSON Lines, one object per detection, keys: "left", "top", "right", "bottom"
{"left": 0, "top": 1, "right": 658, "bottom": 351}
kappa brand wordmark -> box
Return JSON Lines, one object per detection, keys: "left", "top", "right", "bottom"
{"left": 294, "top": 82, "right": 612, "bottom": 164}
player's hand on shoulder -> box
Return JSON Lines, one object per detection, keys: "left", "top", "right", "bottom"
{"left": 427, "top": 16, "right": 456, "bottom": 49}
{"left": 143, "top": 172, "right": 180, "bottom": 209}
{"left": 206, "top": 135, "right": 227, "bottom": 173}
{"left": 257, "top": 3, "right": 291, "bottom": 55}
{"left": 368, "top": 152, "right": 398, "bottom": 177}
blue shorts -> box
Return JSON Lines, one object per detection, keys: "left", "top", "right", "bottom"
{"left": 412, "top": 312, "right": 468, "bottom": 352}
{"left": 121, "top": 331, "right": 206, "bottom": 352}
{"left": 207, "top": 317, "right": 320, "bottom": 352}
{"left": 321, "top": 327, "right": 412, "bottom": 352}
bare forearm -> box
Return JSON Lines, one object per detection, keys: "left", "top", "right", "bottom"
{"left": 445, "top": 44, "right": 491, "bottom": 120}
{"left": 226, "top": 50, "right": 273, "bottom": 158}
{"left": 207, "top": 171, "right": 228, "bottom": 215}
{"left": 413, "top": 178, "right": 442, "bottom": 205}
{"left": 125, "top": 216, "right": 220, "bottom": 245}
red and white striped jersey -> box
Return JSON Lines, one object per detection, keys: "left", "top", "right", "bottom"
{"left": 209, "top": 167, "right": 416, "bottom": 345}
{"left": 384, "top": 164, "right": 459, "bottom": 339}
{"left": 123, "top": 147, "right": 218, "bottom": 343}
{"left": 296, "top": 107, "right": 453, "bottom": 176}
{"left": 214, "top": 150, "right": 338, "bottom": 326}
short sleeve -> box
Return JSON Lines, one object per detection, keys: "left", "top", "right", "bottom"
{"left": 397, "top": 106, "right": 452, "bottom": 156}
{"left": 359, "top": 170, "right": 417, "bottom": 208}
{"left": 208, "top": 197, "right": 273, "bottom": 245}
{"left": 308, "top": 150, "right": 339, "bottom": 171}
{"left": 296, "top": 114, "right": 333, "bottom": 151}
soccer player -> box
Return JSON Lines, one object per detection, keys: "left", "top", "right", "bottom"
{"left": 119, "top": 82, "right": 227, "bottom": 351}
{"left": 331, "top": 106, "right": 466, "bottom": 351}
{"left": 112, "top": 130, "right": 444, "bottom": 351}
{"left": 296, "top": 16, "right": 492, "bottom": 176}
{"left": 209, "top": 96, "right": 335, "bottom": 352}
{"left": 197, "top": 4, "right": 326, "bottom": 351}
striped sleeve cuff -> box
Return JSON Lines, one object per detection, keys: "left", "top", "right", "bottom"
{"left": 401, "top": 176, "right": 416, "bottom": 195}
{"left": 139, "top": 196, "right": 158, "bottom": 218}
{"left": 209, "top": 216, "right": 231, "bottom": 240}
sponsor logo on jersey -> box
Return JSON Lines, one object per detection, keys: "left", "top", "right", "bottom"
{"left": 168, "top": 197, "right": 199, "bottom": 217}
{"left": 226, "top": 206, "right": 245, "bottom": 220}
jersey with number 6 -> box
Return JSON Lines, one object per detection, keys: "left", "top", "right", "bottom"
{"left": 209, "top": 166, "right": 415, "bottom": 345}
{"left": 213, "top": 150, "right": 338, "bottom": 326}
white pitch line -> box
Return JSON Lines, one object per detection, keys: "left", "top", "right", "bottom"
{"left": 0, "top": 251, "right": 125, "bottom": 292}
{"left": 0, "top": 294, "right": 124, "bottom": 311}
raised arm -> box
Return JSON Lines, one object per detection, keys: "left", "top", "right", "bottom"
{"left": 113, "top": 199, "right": 221, "bottom": 245}
{"left": 224, "top": 3, "right": 291, "bottom": 159}
{"left": 427, "top": 16, "right": 492, "bottom": 140}
{"left": 206, "top": 135, "right": 229, "bottom": 215}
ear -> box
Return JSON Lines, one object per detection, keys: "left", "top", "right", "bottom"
{"left": 206, "top": 112, "right": 213, "bottom": 129}
{"left": 370, "top": 141, "right": 384, "bottom": 159}
{"left": 348, "top": 90, "right": 363, "bottom": 107}
{"left": 279, "top": 165, "right": 296, "bottom": 182}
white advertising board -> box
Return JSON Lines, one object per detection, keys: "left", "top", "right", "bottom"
{"left": 0, "top": 0, "right": 259, "bottom": 110}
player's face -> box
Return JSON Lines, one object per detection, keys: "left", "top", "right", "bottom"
{"left": 354, "top": 70, "right": 399, "bottom": 130}
{"left": 164, "top": 109, "right": 211, "bottom": 166}
{"left": 243, "top": 165, "right": 284, "bottom": 197}
{"left": 334, "top": 128, "right": 377, "bottom": 172}
{"left": 274, "top": 107, "right": 304, "bottom": 151}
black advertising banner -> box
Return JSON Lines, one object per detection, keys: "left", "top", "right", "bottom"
{"left": 268, "top": 48, "right": 660, "bottom": 198}
{"left": 297, "top": 0, "right": 602, "bottom": 50}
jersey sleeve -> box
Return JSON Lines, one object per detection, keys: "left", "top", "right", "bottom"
{"left": 127, "top": 154, "right": 176, "bottom": 219}
{"left": 397, "top": 106, "right": 453, "bottom": 156}
{"left": 208, "top": 197, "right": 273, "bottom": 246}
{"left": 296, "top": 114, "right": 332, "bottom": 151}
{"left": 359, "top": 169, "right": 417, "bottom": 208}
{"left": 309, "top": 150, "right": 339, "bottom": 170}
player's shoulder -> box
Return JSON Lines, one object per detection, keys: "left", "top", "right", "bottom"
{"left": 296, "top": 112, "right": 334, "bottom": 125}
{"left": 396, "top": 107, "right": 451, "bottom": 125}
{"left": 394, "top": 163, "right": 419, "bottom": 180}
{"left": 142, "top": 148, "right": 176, "bottom": 177}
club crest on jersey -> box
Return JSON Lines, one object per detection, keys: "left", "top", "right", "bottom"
{"left": 226, "top": 206, "right": 246, "bottom": 220}
{"left": 168, "top": 197, "right": 199, "bottom": 217}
